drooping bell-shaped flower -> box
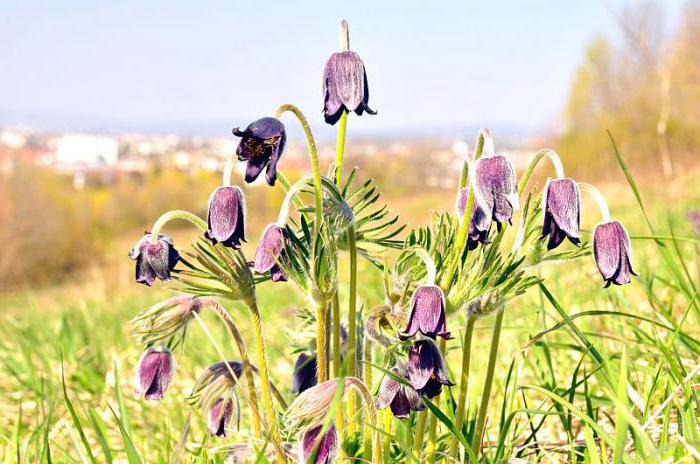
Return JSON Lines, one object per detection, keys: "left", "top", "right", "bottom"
{"left": 205, "top": 186, "right": 246, "bottom": 249}
{"left": 292, "top": 352, "right": 318, "bottom": 395}
{"left": 375, "top": 366, "right": 425, "bottom": 419}
{"left": 540, "top": 178, "right": 581, "bottom": 250}
{"left": 301, "top": 424, "right": 338, "bottom": 464}
{"left": 253, "top": 224, "right": 288, "bottom": 282}
{"left": 456, "top": 187, "right": 492, "bottom": 250}
{"left": 129, "top": 233, "right": 180, "bottom": 286}
{"left": 407, "top": 339, "right": 454, "bottom": 398}
{"left": 322, "top": 51, "right": 376, "bottom": 125}
{"left": 135, "top": 347, "right": 174, "bottom": 400}
{"left": 593, "top": 221, "right": 637, "bottom": 287}
{"left": 473, "top": 155, "right": 519, "bottom": 229}
{"left": 400, "top": 285, "right": 450, "bottom": 340}
{"left": 232, "top": 117, "right": 286, "bottom": 186}
{"left": 207, "top": 397, "right": 234, "bottom": 437}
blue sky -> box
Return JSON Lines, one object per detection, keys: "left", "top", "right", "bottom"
{"left": 0, "top": 1, "right": 685, "bottom": 136}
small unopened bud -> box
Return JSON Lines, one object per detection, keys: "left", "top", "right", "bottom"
{"left": 323, "top": 195, "right": 354, "bottom": 234}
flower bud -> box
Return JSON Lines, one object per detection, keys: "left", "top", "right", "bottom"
{"left": 292, "top": 352, "right": 318, "bottom": 395}
{"left": 407, "top": 339, "right": 453, "bottom": 398}
{"left": 301, "top": 424, "right": 338, "bottom": 464}
{"left": 323, "top": 194, "right": 354, "bottom": 234}
{"left": 540, "top": 178, "right": 581, "bottom": 250}
{"left": 399, "top": 285, "right": 450, "bottom": 340}
{"left": 205, "top": 186, "right": 246, "bottom": 249}
{"left": 129, "top": 233, "right": 180, "bottom": 286}
{"left": 135, "top": 347, "right": 174, "bottom": 400}
{"left": 232, "top": 117, "right": 286, "bottom": 186}
{"left": 254, "top": 224, "right": 288, "bottom": 282}
{"left": 207, "top": 397, "right": 234, "bottom": 437}
{"left": 593, "top": 221, "right": 637, "bottom": 287}
{"left": 375, "top": 366, "right": 424, "bottom": 419}
{"left": 322, "top": 51, "right": 376, "bottom": 125}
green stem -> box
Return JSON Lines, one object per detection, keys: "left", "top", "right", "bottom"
{"left": 335, "top": 111, "right": 348, "bottom": 186}
{"left": 315, "top": 299, "right": 328, "bottom": 383}
{"left": 451, "top": 316, "right": 475, "bottom": 459}
{"left": 414, "top": 410, "right": 428, "bottom": 458}
{"left": 516, "top": 148, "right": 564, "bottom": 195}
{"left": 363, "top": 334, "right": 373, "bottom": 461}
{"left": 245, "top": 299, "right": 286, "bottom": 464}
{"left": 470, "top": 308, "right": 505, "bottom": 459}
{"left": 382, "top": 407, "right": 393, "bottom": 463}
{"left": 427, "top": 338, "right": 446, "bottom": 463}
{"left": 347, "top": 226, "right": 358, "bottom": 433}
{"left": 332, "top": 292, "right": 341, "bottom": 378}
{"left": 149, "top": 210, "right": 207, "bottom": 244}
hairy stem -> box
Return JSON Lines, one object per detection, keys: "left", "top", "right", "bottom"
{"left": 382, "top": 407, "right": 393, "bottom": 463}
{"left": 451, "top": 316, "right": 476, "bottom": 458}
{"left": 414, "top": 410, "right": 428, "bottom": 458}
{"left": 578, "top": 182, "right": 612, "bottom": 223}
{"left": 517, "top": 148, "right": 565, "bottom": 195}
{"left": 335, "top": 111, "right": 348, "bottom": 185}
{"left": 363, "top": 334, "right": 373, "bottom": 461}
{"left": 347, "top": 225, "right": 358, "bottom": 433}
{"left": 315, "top": 299, "right": 328, "bottom": 383}
{"left": 149, "top": 210, "right": 207, "bottom": 244}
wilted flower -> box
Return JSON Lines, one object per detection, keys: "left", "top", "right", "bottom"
{"left": 322, "top": 51, "right": 376, "bottom": 125}
{"left": 400, "top": 285, "right": 450, "bottom": 340}
{"left": 593, "top": 221, "right": 637, "bottom": 287}
{"left": 292, "top": 352, "right": 318, "bottom": 395}
{"left": 131, "top": 295, "right": 218, "bottom": 345}
{"left": 473, "top": 155, "right": 519, "bottom": 229}
{"left": 135, "top": 347, "right": 174, "bottom": 400}
{"left": 407, "top": 339, "right": 453, "bottom": 398}
{"left": 254, "top": 224, "right": 288, "bottom": 282}
{"left": 205, "top": 186, "right": 246, "bottom": 249}
{"left": 301, "top": 424, "right": 338, "bottom": 464}
{"left": 232, "top": 117, "right": 286, "bottom": 186}
{"left": 375, "top": 366, "right": 424, "bottom": 418}
{"left": 540, "top": 178, "right": 581, "bottom": 250}
{"left": 207, "top": 397, "right": 234, "bottom": 437}
{"left": 129, "top": 233, "right": 180, "bottom": 286}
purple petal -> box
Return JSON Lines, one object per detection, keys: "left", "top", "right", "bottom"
{"left": 207, "top": 398, "right": 234, "bottom": 437}
{"left": 206, "top": 186, "right": 246, "bottom": 248}
{"left": 407, "top": 340, "right": 436, "bottom": 390}
{"left": 475, "top": 155, "right": 518, "bottom": 225}
{"left": 542, "top": 178, "right": 580, "bottom": 247}
{"left": 302, "top": 424, "right": 338, "bottom": 464}
{"left": 594, "top": 221, "right": 622, "bottom": 281}
{"left": 244, "top": 156, "right": 267, "bottom": 183}
{"left": 400, "top": 285, "right": 449, "bottom": 340}
{"left": 330, "top": 51, "right": 365, "bottom": 112}
{"left": 390, "top": 390, "right": 412, "bottom": 419}
{"left": 323, "top": 55, "right": 344, "bottom": 125}
{"left": 292, "top": 353, "right": 318, "bottom": 395}
{"left": 375, "top": 368, "right": 401, "bottom": 410}
{"left": 254, "top": 224, "right": 286, "bottom": 273}
{"left": 136, "top": 348, "right": 174, "bottom": 400}
{"left": 455, "top": 187, "right": 468, "bottom": 218}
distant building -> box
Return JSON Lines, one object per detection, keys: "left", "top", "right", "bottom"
{"left": 55, "top": 134, "right": 119, "bottom": 166}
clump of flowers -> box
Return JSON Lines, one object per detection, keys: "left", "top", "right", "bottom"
{"left": 125, "top": 19, "right": 636, "bottom": 464}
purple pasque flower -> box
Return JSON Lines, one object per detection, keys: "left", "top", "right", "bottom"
{"left": 301, "top": 424, "right": 338, "bottom": 464}
{"left": 407, "top": 339, "right": 454, "bottom": 398}
{"left": 135, "top": 347, "right": 174, "bottom": 400}
{"left": 232, "top": 117, "right": 286, "bottom": 186}
{"left": 292, "top": 352, "right": 318, "bottom": 395}
{"left": 375, "top": 366, "right": 425, "bottom": 419}
{"left": 473, "top": 155, "right": 519, "bottom": 229}
{"left": 540, "top": 178, "right": 581, "bottom": 250}
{"left": 400, "top": 285, "right": 450, "bottom": 340}
{"left": 593, "top": 220, "right": 637, "bottom": 287}
{"left": 207, "top": 397, "right": 234, "bottom": 437}
{"left": 253, "top": 224, "right": 288, "bottom": 282}
{"left": 129, "top": 233, "right": 180, "bottom": 286}
{"left": 205, "top": 186, "right": 246, "bottom": 249}
{"left": 322, "top": 51, "right": 376, "bottom": 125}
{"left": 455, "top": 187, "right": 492, "bottom": 250}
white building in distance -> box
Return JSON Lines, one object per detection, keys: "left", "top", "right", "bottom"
{"left": 55, "top": 134, "right": 119, "bottom": 166}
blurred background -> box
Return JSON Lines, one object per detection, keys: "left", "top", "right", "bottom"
{"left": 1, "top": 0, "right": 699, "bottom": 290}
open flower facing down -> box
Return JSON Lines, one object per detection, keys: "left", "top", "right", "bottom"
{"left": 232, "top": 117, "right": 286, "bottom": 186}
{"left": 292, "top": 352, "right": 318, "bottom": 395}
{"left": 593, "top": 221, "right": 637, "bottom": 287}
{"left": 375, "top": 366, "right": 424, "bottom": 419}
{"left": 473, "top": 155, "right": 519, "bottom": 229}
{"left": 456, "top": 187, "right": 492, "bottom": 250}
{"left": 205, "top": 186, "right": 246, "bottom": 249}
{"left": 135, "top": 347, "right": 174, "bottom": 400}
{"left": 129, "top": 233, "right": 180, "bottom": 286}
{"left": 301, "top": 424, "right": 338, "bottom": 464}
{"left": 207, "top": 397, "right": 234, "bottom": 437}
{"left": 400, "top": 285, "right": 450, "bottom": 340}
{"left": 254, "top": 224, "right": 288, "bottom": 282}
{"left": 540, "top": 178, "right": 581, "bottom": 250}
{"left": 407, "top": 339, "right": 454, "bottom": 398}
{"left": 322, "top": 51, "right": 376, "bottom": 125}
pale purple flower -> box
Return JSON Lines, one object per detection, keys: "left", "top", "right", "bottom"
{"left": 322, "top": 51, "right": 376, "bottom": 125}
{"left": 400, "top": 285, "right": 450, "bottom": 340}
{"left": 540, "top": 178, "right": 581, "bottom": 250}
{"left": 253, "top": 224, "right": 288, "bottom": 282}
{"left": 301, "top": 424, "right": 338, "bottom": 464}
{"left": 129, "top": 233, "right": 180, "bottom": 286}
{"left": 407, "top": 339, "right": 453, "bottom": 398}
{"left": 232, "top": 117, "right": 286, "bottom": 186}
{"left": 593, "top": 221, "right": 637, "bottom": 287}
{"left": 135, "top": 348, "right": 174, "bottom": 400}
{"left": 375, "top": 366, "right": 424, "bottom": 419}
{"left": 207, "top": 397, "right": 234, "bottom": 437}
{"left": 205, "top": 186, "right": 246, "bottom": 249}
{"left": 473, "top": 155, "right": 519, "bottom": 229}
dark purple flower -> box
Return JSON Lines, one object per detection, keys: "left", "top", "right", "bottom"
{"left": 205, "top": 186, "right": 246, "bottom": 249}
{"left": 593, "top": 221, "right": 637, "bottom": 287}
{"left": 375, "top": 366, "right": 425, "bottom": 419}
{"left": 135, "top": 348, "right": 174, "bottom": 400}
{"left": 207, "top": 397, "right": 234, "bottom": 437}
{"left": 253, "top": 224, "right": 288, "bottom": 282}
{"left": 456, "top": 187, "right": 492, "bottom": 250}
{"left": 232, "top": 117, "right": 286, "bottom": 186}
{"left": 473, "top": 155, "right": 519, "bottom": 229}
{"left": 400, "top": 285, "right": 450, "bottom": 340}
{"left": 540, "top": 178, "right": 581, "bottom": 250}
{"left": 129, "top": 233, "right": 180, "bottom": 286}
{"left": 322, "top": 51, "right": 376, "bottom": 125}
{"left": 301, "top": 424, "right": 338, "bottom": 464}
{"left": 292, "top": 352, "right": 318, "bottom": 395}
{"left": 407, "top": 339, "right": 454, "bottom": 398}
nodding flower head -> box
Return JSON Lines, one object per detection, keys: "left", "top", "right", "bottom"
{"left": 322, "top": 51, "right": 376, "bottom": 125}
{"left": 375, "top": 366, "right": 424, "bottom": 419}
{"left": 135, "top": 347, "right": 174, "bottom": 400}
{"left": 540, "top": 178, "right": 581, "bottom": 250}
{"left": 407, "top": 339, "right": 454, "bottom": 398}
{"left": 254, "top": 224, "right": 288, "bottom": 282}
{"left": 473, "top": 155, "right": 519, "bottom": 229}
{"left": 456, "top": 187, "right": 493, "bottom": 250}
{"left": 301, "top": 424, "right": 338, "bottom": 464}
{"left": 593, "top": 221, "right": 637, "bottom": 287}
{"left": 129, "top": 233, "right": 180, "bottom": 286}
{"left": 232, "top": 117, "right": 286, "bottom": 186}
{"left": 205, "top": 186, "right": 246, "bottom": 249}
{"left": 400, "top": 285, "right": 450, "bottom": 341}
{"left": 207, "top": 397, "right": 234, "bottom": 437}
{"left": 292, "top": 352, "right": 318, "bottom": 395}
{"left": 131, "top": 295, "right": 215, "bottom": 345}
